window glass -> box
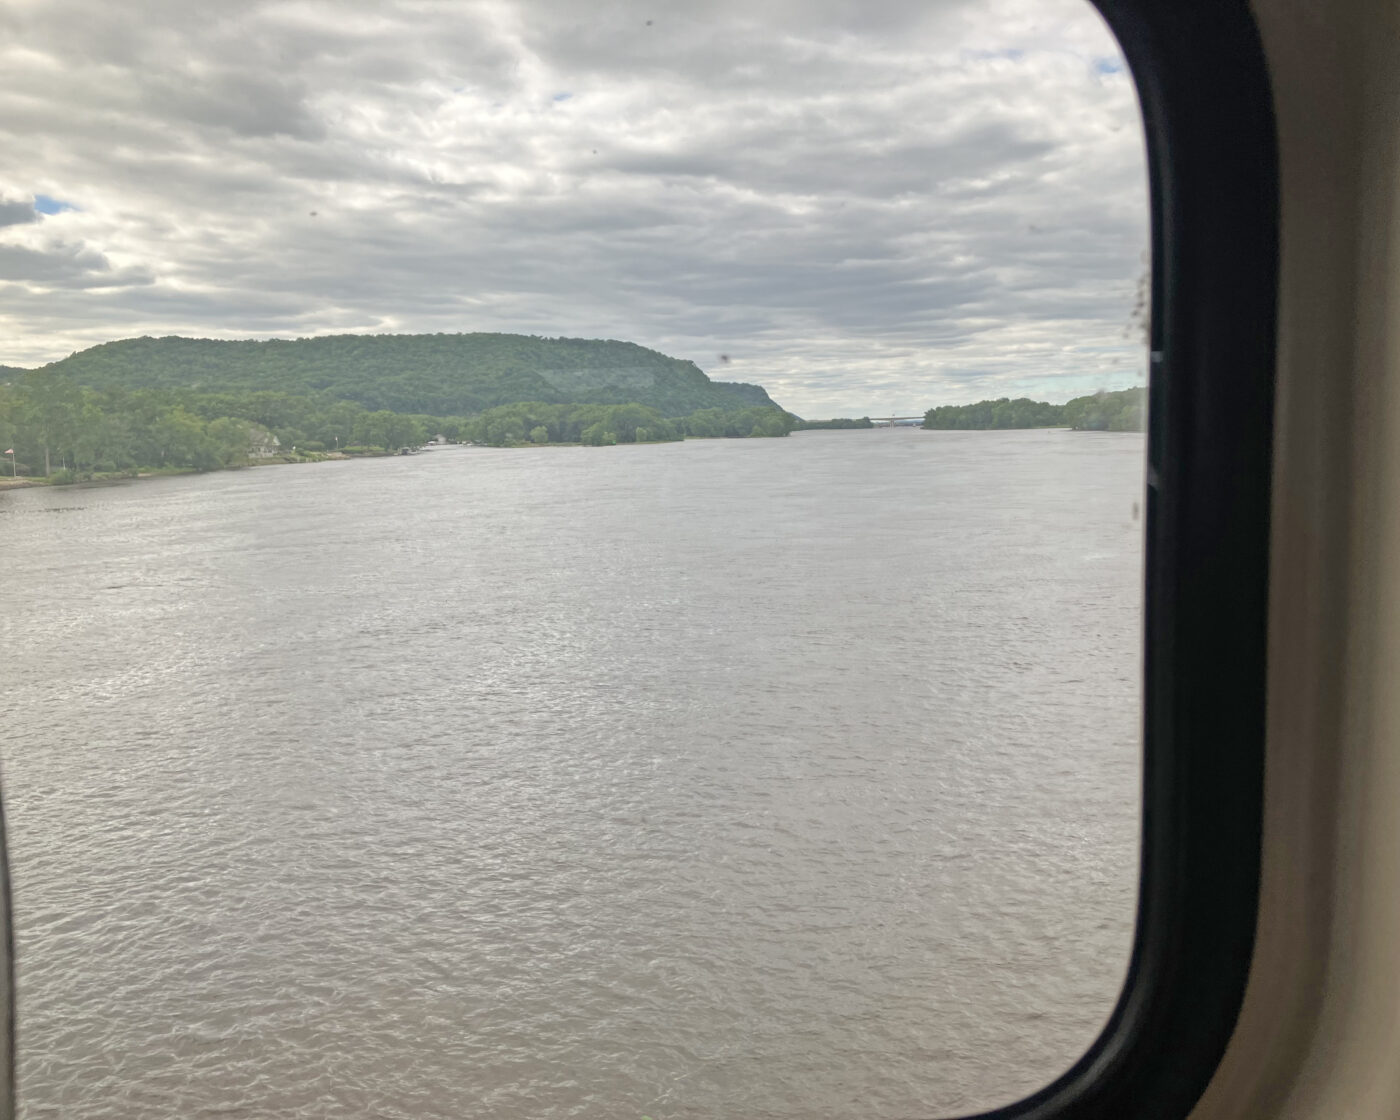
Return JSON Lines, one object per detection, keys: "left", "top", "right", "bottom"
{"left": 0, "top": 1, "right": 1147, "bottom": 1116}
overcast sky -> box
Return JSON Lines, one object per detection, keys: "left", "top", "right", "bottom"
{"left": 0, "top": 0, "right": 1146, "bottom": 417}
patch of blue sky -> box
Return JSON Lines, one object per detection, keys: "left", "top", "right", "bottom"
{"left": 963, "top": 47, "right": 1025, "bottom": 62}
{"left": 552, "top": 91, "right": 572, "bottom": 101}
{"left": 34, "top": 194, "right": 74, "bottom": 214}
{"left": 1094, "top": 56, "right": 1125, "bottom": 74}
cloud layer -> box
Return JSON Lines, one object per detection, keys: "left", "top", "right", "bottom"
{"left": 0, "top": 0, "right": 1147, "bottom": 416}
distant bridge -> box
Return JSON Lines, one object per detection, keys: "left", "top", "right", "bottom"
{"left": 869, "top": 416, "right": 925, "bottom": 426}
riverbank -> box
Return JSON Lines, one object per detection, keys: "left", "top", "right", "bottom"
{"left": 0, "top": 448, "right": 398, "bottom": 491}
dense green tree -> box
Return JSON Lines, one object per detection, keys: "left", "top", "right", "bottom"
{"left": 922, "top": 397, "right": 1067, "bottom": 430}
{"left": 206, "top": 417, "right": 255, "bottom": 466}
{"left": 0, "top": 372, "right": 443, "bottom": 479}
{"left": 1062, "top": 387, "right": 1146, "bottom": 431}
{"left": 750, "top": 411, "right": 791, "bottom": 437}
{"left": 461, "top": 401, "right": 790, "bottom": 446}
{"left": 682, "top": 409, "right": 725, "bottom": 438}
{"left": 14, "top": 372, "right": 89, "bottom": 474}
{"left": 0, "top": 364, "right": 794, "bottom": 482}
{"left": 678, "top": 406, "right": 794, "bottom": 438}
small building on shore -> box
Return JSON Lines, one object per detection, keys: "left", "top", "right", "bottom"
{"left": 248, "top": 426, "right": 282, "bottom": 459}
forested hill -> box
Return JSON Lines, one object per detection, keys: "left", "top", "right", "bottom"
{"left": 27, "top": 333, "right": 780, "bottom": 417}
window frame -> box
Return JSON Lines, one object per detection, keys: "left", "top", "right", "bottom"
{"left": 0, "top": 2, "right": 1277, "bottom": 1117}
{"left": 968, "top": 1, "right": 1278, "bottom": 1117}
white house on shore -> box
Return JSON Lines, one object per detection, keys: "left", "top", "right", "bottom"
{"left": 248, "top": 426, "right": 281, "bottom": 459}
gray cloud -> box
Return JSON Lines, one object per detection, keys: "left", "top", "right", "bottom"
{"left": 0, "top": 242, "right": 152, "bottom": 287}
{"left": 0, "top": 198, "right": 36, "bottom": 227}
{"left": 0, "top": 0, "right": 1147, "bottom": 415}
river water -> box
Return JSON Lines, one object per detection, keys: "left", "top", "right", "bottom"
{"left": 0, "top": 428, "right": 1142, "bottom": 1119}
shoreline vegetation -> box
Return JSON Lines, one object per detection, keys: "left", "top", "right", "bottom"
{"left": 793, "top": 417, "right": 875, "bottom": 430}
{"left": 0, "top": 331, "right": 796, "bottom": 487}
{"left": 0, "top": 329, "right": 1144, "bottom": 491}
{"left": 0, "top": 373, "right": 798, "bottom": 487}
{"left": 0, "top": 448, "right": 393, "bottom": 490}
{"left": 461, "top": 401, "right": 793, "bottom": 447}
{"left": 921, "top": 387, "right": 1145, "bottom": 431}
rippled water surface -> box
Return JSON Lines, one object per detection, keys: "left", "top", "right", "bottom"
{"left": 0, "top": 429, "right": 1142, "bottom": 1118}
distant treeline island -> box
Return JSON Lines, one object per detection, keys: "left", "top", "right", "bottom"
{"left": 799, "top": 388, "right": 1145, "bottom": 433}
{"left": 0, "top": 332, "right": 1142, "bottom": 485}
{"left": 920, "top": 387, "right": 1145, "bottom": 432}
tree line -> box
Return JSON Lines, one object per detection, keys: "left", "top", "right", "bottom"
{"left": 461, "top": 401, "right": 795, "bottom": 446}
{"left": 0, "top": 372, "right": 796, "bottom": 480}
{"left": 792, "top": 417, "right": 874, "bottom": 430}
{"left": 0, "top": 372, "right": 454, "bottom": 479}
{"left": 1, "top": 361, "right": 1142, "bottom": 483}
{"left": 922, "top": 388, "right": 1145, "bottom": 432}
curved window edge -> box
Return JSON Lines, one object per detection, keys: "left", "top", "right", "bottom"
{"left": 958, "top": 1, "right": 1278, "bottom": 1118}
